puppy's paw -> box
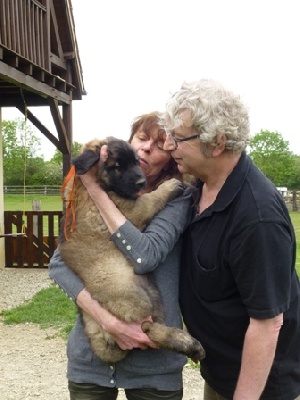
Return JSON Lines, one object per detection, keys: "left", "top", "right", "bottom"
{"left": 159, "top": 178, "right": 184, "bottom": 200}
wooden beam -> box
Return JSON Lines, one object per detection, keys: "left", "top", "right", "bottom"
{"left": 64, "top": 51, "right": 75, "bottom": 60}
{"left": 62, "top": 102, "right": 73, "bottom": 176}
{"left": 49, "top": 1, "right": 64, "bottom": 59}
{"left": 15, "top": 102, "right": 63, "bottom": 151}
{"left": 48, "top": 97, "right": 70, "bottom": 154}
{"left": 0, "top": 60, "right": 71, "bottom": 104}
{"left": 50, "top": 52, "right": 66, "bottom": 70}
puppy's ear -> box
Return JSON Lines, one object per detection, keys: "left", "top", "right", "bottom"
{"left": 72, "top": 150, "right": 100, "bottom": 175}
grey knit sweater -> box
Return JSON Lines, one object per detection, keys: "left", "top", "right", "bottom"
{"left": 49, "top": 186, "right": 193, "bottom": 391}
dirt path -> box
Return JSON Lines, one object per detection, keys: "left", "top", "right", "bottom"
{"left": 0, "top": 269, "right": 204, "bottom": 399}
{"left": 0, "top": 322, "right": 69, "bottom": 399}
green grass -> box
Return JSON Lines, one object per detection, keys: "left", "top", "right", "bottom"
{"left": 0, "top": 285, "right": 77, "bottom": 338}
{"left": 4, "top": 194, "right": 63, "bottom": 236}
{"left": 291, "top": 212, "right": 300, "bottom": 276}
{"left": 4, "top": 193, "right": 62, "bottom": 211}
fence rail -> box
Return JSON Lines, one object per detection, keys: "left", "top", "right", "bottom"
{"left": 4, "top": 185, "right": 61, "bottom": 195}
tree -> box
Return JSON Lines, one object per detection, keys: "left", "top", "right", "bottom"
{"left": 286, "top": 155, "right": 300, "bottom": 211}
{"left": 49, "top": 141, "right": 83, "bottom": 165}
{"left": 46, "top": 141, "right": 83, "bottom": 185}
{"left": 2, "top": 118, "right": 45, "bottom": 185}
{"left": 2, "top": 118, "right": 84, "bottom": 185}
{"left": 43, "top": 162, "right": 64, "bottom": 185}
{"left": 249, "top": 130, "right": 295, "bottom": 187}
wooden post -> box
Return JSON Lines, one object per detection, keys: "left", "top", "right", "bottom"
{"left": 292, "top": 190, "right": 298, "bottom": 212}
{"left": 0, "top": 108, "right": 5, "bottom": 268}
{"left": 32, "top": 200, "right": 42, "bottom": 237}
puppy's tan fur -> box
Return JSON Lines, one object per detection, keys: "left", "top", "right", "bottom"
{"left": 59, "top": 138, "right": 205, "bottom": 363}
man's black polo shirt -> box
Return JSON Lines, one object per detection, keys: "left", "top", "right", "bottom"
{"left": 180, "top": 152, "right": 300, "bottom": 400}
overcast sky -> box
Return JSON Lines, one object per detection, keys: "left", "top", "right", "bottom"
{"left": 3, "top": 0, "right": 300, "bottom": 158}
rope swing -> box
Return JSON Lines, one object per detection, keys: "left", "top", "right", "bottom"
{"left": 20, "top": 88, "right": 27, "bottom": 236}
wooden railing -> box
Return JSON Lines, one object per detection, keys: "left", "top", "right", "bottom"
{"left": 4, "top": 185, "right": 61, "bottom": 195}
{"left": 0, "top": 0, "right": 48, "bottom": 69}
{"left": 3, "top": 210, "right": 63, "bottom": 268}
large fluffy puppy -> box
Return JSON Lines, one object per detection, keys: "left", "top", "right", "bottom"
{"left": 59, "top": 137, "right": 205, "bottom": 363}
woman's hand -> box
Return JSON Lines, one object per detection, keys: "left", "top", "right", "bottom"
{"left": 79, "top": 168, "right": 99, "bottom": 190}
{"left": 103, "top": 314, "right": 158, "bottom": 350}
{"left": 78, "top": 145, "right": 109, "bottom": 204}
{"left": 76, "top": 289, "right": 157, "bottom": 351}
{"left": 77, "top": 144, "right": 127, "bottom": 233}
{"left": 78, "top": 144, "right": 108, "bottom": 191}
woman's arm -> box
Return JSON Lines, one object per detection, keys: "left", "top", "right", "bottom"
{"left": 79, "top": 173, "right": 193, "bottom": 274}
{"left": 79, "top": 171, "right": 126, "bottom": 233}
{"left": 49, "top": 248, "right": 84, "bottom": 300}
{"left": 49, "top": 249, "right": 156, "bottom": 350}
{"left": 76, "top": 288, "right": 156, "bottom": 350}
{"left": 112, "top": 187, "right": 192, "bottom": 274}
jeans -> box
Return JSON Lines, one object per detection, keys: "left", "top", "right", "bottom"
{"left": 68, "top": 381, "right": 183, "bottom": 400}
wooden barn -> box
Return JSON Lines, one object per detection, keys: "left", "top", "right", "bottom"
{"left": 0, "top": 0, "right": 85, "bottom": 267}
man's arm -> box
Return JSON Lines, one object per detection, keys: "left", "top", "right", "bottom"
{"left": 233, "top": 314, "right": 283, "bottom": 400}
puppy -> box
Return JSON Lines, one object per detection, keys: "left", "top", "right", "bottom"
{"left": 59, "top": 137, "right": 205, "bottom": 363}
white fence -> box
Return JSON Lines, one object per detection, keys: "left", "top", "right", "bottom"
{"left": 3, "top": 186, "right": 61, "bottom": 195}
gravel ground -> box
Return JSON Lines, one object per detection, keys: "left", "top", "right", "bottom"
{"left": 0, "top": 268, "right": 204, "bottom": 399}
{"left": 0, "top": 268, "right": 52, "bottom": 312}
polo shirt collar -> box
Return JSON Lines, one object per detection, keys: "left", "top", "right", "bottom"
{"left": 195, "top": 152, "right": 251, "bottom": 213}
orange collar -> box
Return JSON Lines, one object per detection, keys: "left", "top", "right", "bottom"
{"left": 60, "top": 165, "right": 76, "bottom": 240}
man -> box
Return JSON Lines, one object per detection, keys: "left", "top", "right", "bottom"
{"left": 163, "top": 79, "right": 300, "bottom": 400}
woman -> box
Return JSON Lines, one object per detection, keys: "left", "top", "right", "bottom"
{"left": 49, "top": 112, "right": 194, "bottom": 400}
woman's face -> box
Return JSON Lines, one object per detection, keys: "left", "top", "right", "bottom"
{"left": 130, "top": 127, "right": 171, "bottom": 184}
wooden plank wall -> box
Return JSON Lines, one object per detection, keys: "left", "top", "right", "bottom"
{"left": 3, "top": 210, "right": 63, "bottom": 268}
{"left": 0, "top": 0, "right": 47, "bottom": 69}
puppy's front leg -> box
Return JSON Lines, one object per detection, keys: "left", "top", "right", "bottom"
{"left": 124, "top": 178, "right": 183, "bottom": 228}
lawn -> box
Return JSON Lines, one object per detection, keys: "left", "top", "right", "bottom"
{"left": 4, "top": 194, "right": 63, "bottom": 236}
{"left": 4, "top": 193, "right": 62, "bottom": 211}
{"left": 291, "top": 212, "right": 300, "bottom": 275}
{"left": 0, "top": 285, "right": 77, "bottom": 338}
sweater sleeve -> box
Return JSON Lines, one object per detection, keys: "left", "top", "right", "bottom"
{"left": 48, "top": 248, "right": 84, "bottom": 301}
{"left": 110, "top": 186, "right": 194, "bottom": 274}
{"left": 49, "top": 186, "right": 194, "bottom": 294}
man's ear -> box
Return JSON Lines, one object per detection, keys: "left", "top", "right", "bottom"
{"left": 72, "top": 150, "right": 100, "bottom": 175}
{"left": 211, "top": 133, "right": 226, "bottom": 157}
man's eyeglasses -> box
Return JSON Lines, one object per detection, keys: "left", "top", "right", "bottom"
{"left": 164, "top": 129, "right": 200, "bottom": 149}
